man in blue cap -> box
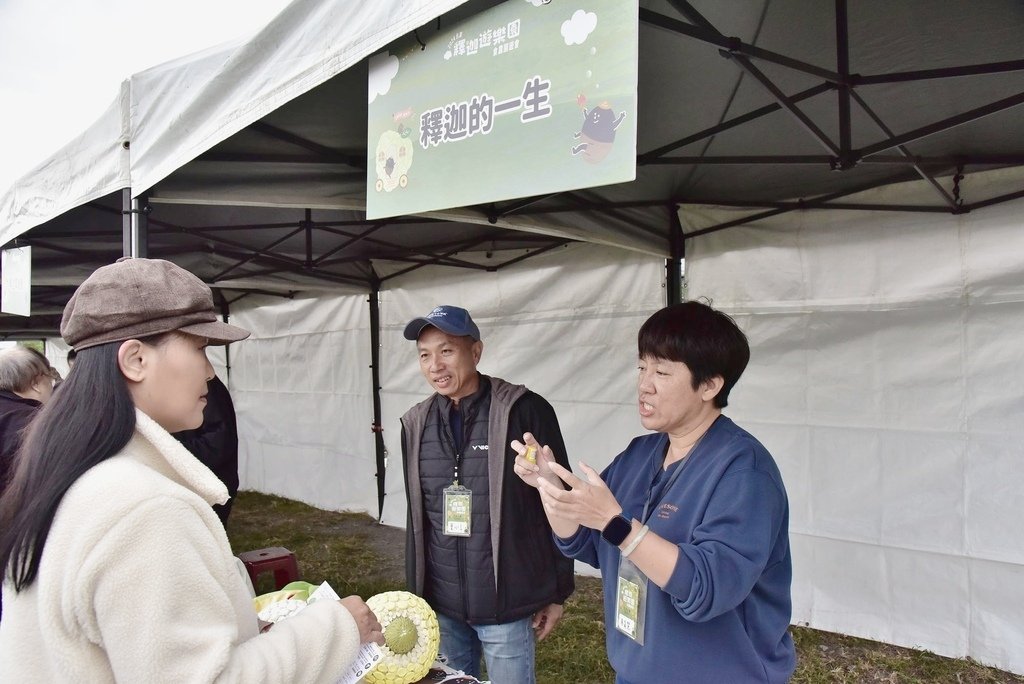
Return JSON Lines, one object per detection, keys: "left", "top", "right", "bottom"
{"left": 400, "top": 305, "right": 574, "bottom": 684}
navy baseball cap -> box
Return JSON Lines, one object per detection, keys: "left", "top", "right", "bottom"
{"left": 404, "top": 305, "right": 481, "bottom": 341}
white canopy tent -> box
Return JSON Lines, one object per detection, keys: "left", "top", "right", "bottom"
{"left": 2, "top": 0, "right": 1024, "bottom": 675}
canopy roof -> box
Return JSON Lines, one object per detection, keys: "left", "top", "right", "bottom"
{"left": 3, "top": 0, "right": 1024, "bottom": 336}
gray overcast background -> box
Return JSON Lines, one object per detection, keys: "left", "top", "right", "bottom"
{"left": 0, "top": 0, "right": 291, "bottom": 194}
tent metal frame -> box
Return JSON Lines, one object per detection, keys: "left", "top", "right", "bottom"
{"left": 6, "top": 0, "right": 1024, "bottom": 519}
{"left": 8, "top": 0, "right": 1023, "bottom": 301}
{"left": 51, "top": 0, "right": 1017, "bottom": 292}
{"left": 491, "top": 1, "right": 1024, "bottom": 235}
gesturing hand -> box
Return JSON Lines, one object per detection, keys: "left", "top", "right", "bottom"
{"left": 511, "top": 432, "right": 563, "bottom": 490}
{"left": 536, "top": 461, "right": 622, "bottom": 531}
{"left": 339, "top": 596, "right": 384, "bottom": 645}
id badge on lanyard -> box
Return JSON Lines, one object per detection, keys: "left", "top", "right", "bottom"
{"left": 615, "top": 555, "right": 648, "bottom": 644}
{"left": 613, "top": 424, "right": 715, "bottom": 645}
{"left": 443, "top": 484, "right": 472, "bottom": 537}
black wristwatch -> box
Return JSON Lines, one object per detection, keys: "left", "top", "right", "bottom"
{"left": 601, "top": 515, "right": 632, "bottom": 546}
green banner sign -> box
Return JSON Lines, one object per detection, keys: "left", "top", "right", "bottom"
{"left": 366, "top": 0, "right": 638, "bottom": 219}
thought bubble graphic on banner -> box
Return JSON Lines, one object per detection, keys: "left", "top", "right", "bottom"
{"left": 562, "top": 10, "right": 597, "bottom": 45}
{"left": 368, "top": 52, "right": 400, "bottom": 104}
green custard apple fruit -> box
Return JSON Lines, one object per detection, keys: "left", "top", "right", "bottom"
{"left": 364, "top": 590, "right": 440, "bottom": 684}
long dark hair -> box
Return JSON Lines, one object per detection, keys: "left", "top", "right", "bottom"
{"left": 0, "top": 341, "right": 139, "bottom": 590}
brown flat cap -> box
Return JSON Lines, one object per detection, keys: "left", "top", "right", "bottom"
{"left": 61, "top": 258, "right": 250, "bottom": 350}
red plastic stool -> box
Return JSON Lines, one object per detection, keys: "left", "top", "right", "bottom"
{"left": 238, "top": 547, "right": 300, "bottom": 591}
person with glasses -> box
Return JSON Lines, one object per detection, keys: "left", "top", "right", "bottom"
{"left": 400, "top": 305, "right": 575, "bottom": 684}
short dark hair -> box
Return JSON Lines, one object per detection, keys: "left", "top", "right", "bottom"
{"left": 637, "top": 301, "right": 750, "bottom": 408}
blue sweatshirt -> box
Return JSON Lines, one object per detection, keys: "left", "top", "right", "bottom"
{"left": 557, "top": 417, "right": 796, "bottom": 683}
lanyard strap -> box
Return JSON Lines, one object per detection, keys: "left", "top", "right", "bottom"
{"left": 440, "top": 397, "right": 482, "bottom": 483}
{"left": 641, "top": 417, "right": 718, "bottom": 522}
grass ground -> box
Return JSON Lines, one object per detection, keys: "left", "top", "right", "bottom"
{"left": 227, "top": 492, "right": 1023, "bottom": 684}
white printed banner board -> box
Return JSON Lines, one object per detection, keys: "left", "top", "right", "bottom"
{"left": 1, "top": 246, "right": 32, "bottom": 317}
{"left": 366, "top": 0, "right": 638, "bottom": 220}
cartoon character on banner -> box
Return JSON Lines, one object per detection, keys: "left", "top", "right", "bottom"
{"left": 572, "top": 94, "right": 626, "bottom": 164}
{"left": 375, "top": 108, "right": 415, "bottom": 192}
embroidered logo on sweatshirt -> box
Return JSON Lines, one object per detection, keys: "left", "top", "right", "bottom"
{"left": 656, "top": 503, "right": 678, "bottom": 520}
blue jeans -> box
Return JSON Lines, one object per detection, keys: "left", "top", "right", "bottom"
{"left": 436, "top": 613, "right": 536, "bottom": 684}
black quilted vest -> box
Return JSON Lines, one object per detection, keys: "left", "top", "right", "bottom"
{"left": 418, "top": 380, "right": 496, "bottom": 621}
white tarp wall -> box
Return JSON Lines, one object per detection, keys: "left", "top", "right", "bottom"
{"left": 684, "top": 173, "right": 1024, "bottom": 675}
{"left": 224, "top": 243, "right": 665, "bottom": 524}
{"left": 377, "top": 243, "right": 665, "bottom": 528}
{"left": 228, "top": 292, "right": 378, "bottom": 512}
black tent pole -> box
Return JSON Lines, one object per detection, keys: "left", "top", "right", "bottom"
{"left": 134, "top": 193, "right": 149, "bottom": 258}
{"left": 214, "top": 290, "right": 233, "bottom": 386}
{"left": 835, "top": 0, "right": 852, "bottom": 165}
{"left": 121, "top": 189, "right": 149, "bottom": 258}
{"left": 121, "top": 188, "right": 132, "bottom": 257}
{"left": 667, "top": 206, "right": 684, "bottom": 305}
{"left": 368, "top": 275, "right": 387, "bottom": 521}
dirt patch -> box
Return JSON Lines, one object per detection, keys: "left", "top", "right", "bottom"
{"left": 324, "top": 512, "right": 406, "bottom": 583}
{"left": 227, "top": 492, "right": 407, "bottom": 596}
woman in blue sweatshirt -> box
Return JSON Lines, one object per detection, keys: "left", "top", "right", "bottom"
{"left": 514, "top": 301, "right": 796, "bottom": 683}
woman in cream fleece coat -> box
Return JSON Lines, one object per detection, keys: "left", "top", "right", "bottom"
{"left": 0, "top": 258, "right": 381, "bottom": 683}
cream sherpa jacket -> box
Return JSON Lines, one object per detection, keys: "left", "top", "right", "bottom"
{"left": 0, "top": 409, "right": 360, "bottom": 683}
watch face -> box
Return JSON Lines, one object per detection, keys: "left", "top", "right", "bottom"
{"left": 602, "top": 515, "right": 632, "bottom": 546}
